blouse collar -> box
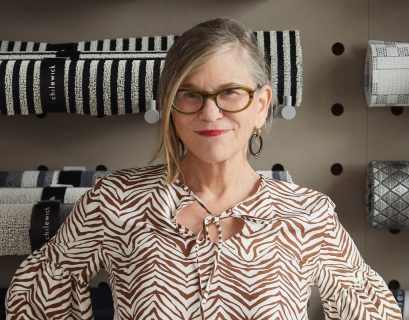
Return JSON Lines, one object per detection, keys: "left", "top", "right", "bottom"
{"left": 168, "top": 166, "right": 271, "bottom": 219}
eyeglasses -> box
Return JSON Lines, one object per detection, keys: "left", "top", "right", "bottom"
{"left": 172, "top": 85, "right": 261, "bottom": 114}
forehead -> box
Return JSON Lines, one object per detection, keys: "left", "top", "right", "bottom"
{"left": 181, "top": 46, "right": 254, "bottom": 89}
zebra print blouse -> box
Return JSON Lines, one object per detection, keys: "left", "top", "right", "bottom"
{"left": 6, "top": 163, "right": 402, "bottom": 319}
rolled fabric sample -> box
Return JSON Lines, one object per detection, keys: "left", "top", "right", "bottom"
{"left": 0, "top": 187, "right": 90, "bottom": 204}
{"left": 0, "top": 37, "right": 178, "bottom": 53}
{"left": 0, "top": 40, "right": 50, "bottom": 52}
{"left": 0, "top": 52, "right": 165, "bottom": 116}
{"left": 0, "top": 170, "right": 111, "bottom": 187}
{"left": 0, "top": 30, "right": 302, "bottom": 116}
{"left": 391, "top": 289, "right": 409, "bottom": 319}
{"left": 256, "top": 170, "right": 294, "bottom": 184}
{"left": 366, "top": 161, "right": 409, "bottom": 229}
{"left": 0, "top": 202, "right": 74, "bottom": 255}
{"left": 255, "top": 31, "right": 302, "bottom": 107}
{"left": 365, "top": 40, "right": 409, "bottom": 107}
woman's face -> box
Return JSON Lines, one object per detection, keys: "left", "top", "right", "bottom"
{"left": 171, "top": 46, "right": 272, "bottom": 164}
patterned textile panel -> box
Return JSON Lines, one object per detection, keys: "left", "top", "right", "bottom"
{"left": 0, "top": 31, "right": 302, "bottom": 116}
{"left": 365, "top": 40, "right": 409, "bottom": 107}
{"left": 366, "top": 161, "right": 409, "bottom": 229}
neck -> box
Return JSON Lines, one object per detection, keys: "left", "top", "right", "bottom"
{"left": 178, "top": 152, "right": 260, "bottom": 199}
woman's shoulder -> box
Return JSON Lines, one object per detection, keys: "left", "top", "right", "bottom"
{"left": 96, "top": 163, "right": 168, "bottom": 190}
{"left": 262, "top": 176, "right": 336, "bottom": 217}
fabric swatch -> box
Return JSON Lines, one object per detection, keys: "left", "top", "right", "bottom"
{"left": 365, "top": 40, "right": 409, "bottom": 107}
{"left": 366, "top": 161, "right": 409, "bottom": 229}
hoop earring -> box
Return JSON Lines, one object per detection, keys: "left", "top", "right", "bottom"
{"left": 249, "top": 127, "right": 263, "bottom": 156}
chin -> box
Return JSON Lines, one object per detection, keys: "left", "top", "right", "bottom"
{"left": 189, "top": 150, "right": 236, "bottom": 164}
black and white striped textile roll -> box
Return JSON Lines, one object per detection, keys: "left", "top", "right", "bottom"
{"left": 0, "top": 36, "right": 178, "bottom": 53}
{"left": 366, "top": 161, "right": 409, "bottom": 229}
{"left": 0, "top": 170, "right": 110, "bottom": 187}
{"left": 0, "top": 40, "right": 51, "bottom": 52}
{"left": 392, "top": 289, "right": 408, "bottom": 319}
{"left": 0, "top": 52, "right": 165, "bottom": 115}
{"left": 254, "top": 31, "right": 302, "bottom": 107}
{"left": 0, "top": 30, "right": 302, "bottom": 116}
{"left": 80, "top": 31, "right": 304, "bottom": 108}
{"left": 365, "top": 40, "right": 409, "bottom": 107}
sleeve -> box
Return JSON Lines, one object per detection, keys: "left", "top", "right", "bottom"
{"left": 315, "top": 196, "right": 402, "bottom": 320}
{"left": 5, "top": 177, "right": 105, "bottom": 320}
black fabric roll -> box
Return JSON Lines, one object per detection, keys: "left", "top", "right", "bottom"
{"left": 29, "top": 200, "right": 62, "bottom": 252}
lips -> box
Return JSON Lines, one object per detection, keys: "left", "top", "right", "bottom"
{"left": 196, "top": 130, "right": 230, "bottom": 137}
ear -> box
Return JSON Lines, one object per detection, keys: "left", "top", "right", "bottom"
{"left": 255, "top": 84, "right": 273, "bottom": 127}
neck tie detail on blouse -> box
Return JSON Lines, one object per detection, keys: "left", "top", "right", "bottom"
{"left": 194, "top": 206, "right": 275, "bottom": 306}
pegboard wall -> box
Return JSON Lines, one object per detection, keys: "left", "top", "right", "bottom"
{"left": 1, "top": 0, "right": 409, "bottom": 319}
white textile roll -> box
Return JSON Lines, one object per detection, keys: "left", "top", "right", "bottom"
{"left": 0, "top": 187, "right": 90, "bottom": 204}
{"left": 365, "top": 40, "right": 409, "bottom": 107}
{"left": 0, "top": 203, "right": 74, "bottom": 256}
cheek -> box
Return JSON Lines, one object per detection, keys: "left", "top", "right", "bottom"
{"left": 237, "top": 112, "right": 257, "bottom": 133}
{"left": 172, "top": 113, "right": 192, "bottom": 138}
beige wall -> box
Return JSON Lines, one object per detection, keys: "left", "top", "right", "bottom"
{"left": 1, "top": 0, "right": 409, "bottom": 318}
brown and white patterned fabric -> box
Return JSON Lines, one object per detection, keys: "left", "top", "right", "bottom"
{"left": 0, "top": 169, "right": 292, "bottom": 256}
{"left": 365, "top": 40, "right": 409, "bottom": 107}
{"left": 0, "top": 31, "right": 302, "bottom": 117}
{"left": 366, "top": 161, "right": 409, "bottom": 229}
{"left": 6, "top": 163, "right": 401, "bottom": 319}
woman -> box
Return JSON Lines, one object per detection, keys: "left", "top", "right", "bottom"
{"left": 6, "top": 18, "right": 401, "bottom": 320}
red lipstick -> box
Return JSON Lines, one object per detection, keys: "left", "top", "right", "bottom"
{"left": 196, "top": 130, "right": 229, "bottom": 137}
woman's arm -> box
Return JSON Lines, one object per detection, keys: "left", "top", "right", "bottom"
{"left": 6, "top": 177, "right": 105, "bottom": 320}
{"left": 315, "top": 197, "right": 402, "bottom": 320}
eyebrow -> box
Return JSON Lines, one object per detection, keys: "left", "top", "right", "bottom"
{"left": 179, "top": 82, "right": 246, "bottom": 90}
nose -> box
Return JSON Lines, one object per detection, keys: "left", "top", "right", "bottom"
{"left": 198, "top": 96, "right": 223, "bottom": 121}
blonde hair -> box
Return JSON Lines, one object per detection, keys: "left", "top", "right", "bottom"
{"left": 148, "top": 17, "right": 276, "bottom": 184}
